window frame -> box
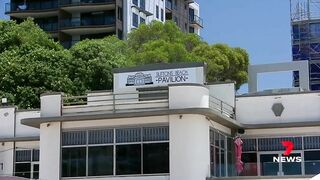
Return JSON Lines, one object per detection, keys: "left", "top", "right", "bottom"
{"left": 61, "top": 125, "right": 169, "bottom": 178}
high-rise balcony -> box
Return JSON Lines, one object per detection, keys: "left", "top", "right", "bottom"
{"left": 59, "top": 0, "right": 116, "bottom": 13}
{"left": 38, "top": 22, "right": 59, "bottom": 32}
{"left": 5, "top": 1, "right": 58, "bottom": 18}
{"left": 189, "top": 15, "right": 203, "bottom": 28}
{"left": 59, "top": 16, "right": 116, "bottom": 35}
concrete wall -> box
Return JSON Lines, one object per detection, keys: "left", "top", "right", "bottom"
{"left": 15, "top": 111, "right": 40, "bottom": 137}
{"left": 169, "top": 114, "right": 210, "bottom": 180}
{"left": 236, "top": 92, "right": 320, "bottom": 125}
{"left": 39, "top": 122, "right": 61, "bottom": 180}
{"left": 208, "top": 83, "right": 235, "bottom": 107}
{"left": 0, "top": 142, "right": 14, "bottom": 176}
{"left": 169, "top": 85, "right": 209, "bottom": 109}
{"left": 0, "top": 107, "right": 15, "bottom": 138}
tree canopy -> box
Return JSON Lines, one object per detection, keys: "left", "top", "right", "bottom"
{"left": 0, "top": 19, "right": 249, "bottom": 108}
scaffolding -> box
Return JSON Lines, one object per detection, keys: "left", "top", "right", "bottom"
{"left": 290, "top": 0, "right": 320, "bottom": 90}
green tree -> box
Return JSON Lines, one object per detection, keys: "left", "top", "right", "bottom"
{"left": 69, "top": 36, "right": 129, "bottom": 92}
{"left": 127, "top": 20, "right": 249, "bottom": 89}
{"left": 0, "top": 19, "right": 74, "bottom": 108}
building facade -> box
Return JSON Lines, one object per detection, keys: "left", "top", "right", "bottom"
{"left": 0, "top": 62, "right": 320, "bottom": 180}
{"left": 5, "top": 0, "right": 202, "bottom": 48}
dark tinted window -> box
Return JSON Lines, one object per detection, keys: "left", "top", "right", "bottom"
{"left": 88, "top": 146, "right": 113, "bottom": 176}
{"left": 143, "top": 143, "right": 169, "bottom": 174}
{"left": 15, "top": 163, "right": 31, "bottom": 178}
{"left": 116, "top": 144, "right": 141, "bottom": 175}
{"left": 305, "top": 151, "right": 320, "bottom": 175}
{"left": 62, "top": 147, "right": 86, "bottom": 177}
{"left": 132, "top": 13, "right": 139, "bottom": 27}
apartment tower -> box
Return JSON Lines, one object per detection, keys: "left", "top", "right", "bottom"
{"left": 5, "top": 0, "right": 203, "bottom": 48}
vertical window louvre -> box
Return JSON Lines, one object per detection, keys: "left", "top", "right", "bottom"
{"left": 242, "top": 139, "right": 256, "bottom": 152}
{"left": 62, "top": 131, "right": 87, "bottom": 146}
{"left": 88, "top": 129, "right": 114, "bottom": 144}
{"left": 116, "top": 128, "right": 141, "bottom": 143}
{"left": 16, "top": 150, "right": 31, "bottom": 162}
{"left": 32, "top": 149, "right": 40, "bottom": 161}
{"left": 140, "top": 0, "right": 145, "bottom": 10}
{"left": 143, "top": 126, "right": 169, "bottom": 141}
{"left": 258, "top": 137, "right": 302, "bottom": 151}
{"left": 304, "top": 136, "right": 320, "bottom": 149}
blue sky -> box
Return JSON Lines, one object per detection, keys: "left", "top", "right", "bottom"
{"left": 0, "top": 0, "right": 293, "bottom": 93}
{"left": 197, "top": 0, "right": 293, "bottom": 93}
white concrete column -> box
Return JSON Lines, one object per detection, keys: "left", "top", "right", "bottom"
{"left": 39, "top": 122, "right": 61, "bottom": 180}
{"left": 0, "top": 142, "right": 14, "bottom": 176}
{"left": 40, "top": 93, "right": 63, "bottom": 117}
{"left": 169, "top": 114, "right": 210, "bottom": 180}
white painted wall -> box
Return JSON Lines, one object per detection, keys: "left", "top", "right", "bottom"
{"left": 244, "top": 126, "right": 320, "bottom": 137}
{"left": 40, "top": 94, "right": 62, "bottom": 117}
{"left": 62, "top": 115, "right": 169, "bottom": 129}
{"left": 169, "top": 114, "right": 210, "bottom": 180}
{"left": 169, "top": 85, "right": 209, "bottom": 109}
{"left": 15, "top": 111, "right": 40, "bottom": 137}
{"left": 236, "top": 92, "right": 320, "bottom": 125}
{"left": 15, "top": 141, "right": 39, "bottom": 150}
{"left": 0, "top": 142, "right": 14, "bottom": 176}
{"left": 207, "top": 83, "right": 235, "bottom": 107}
{"left": 39, "top": 122, "right": 61, "bottom": 180}
{"left": 0, "top": 107, "right": 15, "bottom": 138}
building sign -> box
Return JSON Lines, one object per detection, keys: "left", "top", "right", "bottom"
{"left": 273, "top": 141, "right": 302, "bottom": 163}
{"left": 115, "top": 66, "right": 204, "bottom": 90}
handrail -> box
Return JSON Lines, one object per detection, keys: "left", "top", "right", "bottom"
{"left": 62, "top": 90, "right": 235, "bottom": 120}
{"left": 5, "top": 1, "right": 58, "bottom": 13}
{"left": 60, "top": 0, "right": 115, "bottom": 6}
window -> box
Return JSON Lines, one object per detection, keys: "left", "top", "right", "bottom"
{"left": 161, "top": 9, "right": 164, "bottom": 21}
{"left": 143, "top": 143, "right": 169, "bottom": 173}
{"left": 62, "top": 147, "right": 86, "bottom": 177}
{"left": 132, "top": 0, "right": 138, "bottom": 6}
{"left": 210, "top": 129, "right": 234, "bottom": 177}
{"left": 173, "top": 0, "right": 177, "bottom": 10}
{"left": 133, "top": 13, "right": 139, "bottom": 27}
{"left": 156, "top": 5, "right": 159, "bottom": 19}
{"left": 62, "top": 126, "right": 169, "bottom": 177}
{"left": 240, "top": 153, "right": 257, "bottom": 176}
{"left": 305, "top": 151, "right": 320, "bottom": 175}
{"left": 140, "top": 0, "right": 145, "bottom": 10}
{"left": 140, "top": 17, "right": 146, "bottom": 24}
{"left": 88, "top": 146, "right": 113, "bottom": 176}
{"left": 117, "top": 6, "right": 123, "bottom": 21}
{"left": 116, "top": 144, "right": 141, "bottom": 175}
{"left": 189, "top": 27, "right": 194, "bottom": 33}
{"left": 15, "top": 149, "right": 39, "bottom": 179}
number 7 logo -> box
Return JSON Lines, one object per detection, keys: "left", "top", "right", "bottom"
{"left": 282, "top": 141, "right": 294, "bottom": 156}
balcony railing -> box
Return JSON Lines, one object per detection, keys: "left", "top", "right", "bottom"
{"left": 62, "top": 90, "right": 169, "bottom": 116}
{"left": 60, "top": 0, "right": 115, "bottom": 6}
{"left": 189, "top": 15, "right": 203, "bottom": 28}
{"left": 5, "top": 1, "right": 58, "bottom": 13}
{"left": 60, "top": 40, "right": 80, "bottom": 49}
{"left": 60, "top": 17, "right": 116, "bottom": 28}
{"left": 209, "top": 95, "right": 235, "bottom": 119}
{"left": 62, "top": 89, "right": 235, "bottom": 120}
{"left": 38, "top": 22, "right": 58, "bottom": 32}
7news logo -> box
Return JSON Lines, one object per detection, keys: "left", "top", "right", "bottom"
{"left": 273, "top": 141, "right": 302, "bottom": 163}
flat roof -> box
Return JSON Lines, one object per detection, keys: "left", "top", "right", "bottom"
{"left": 21, "top": 108, "right": 242, "bottom": 129}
